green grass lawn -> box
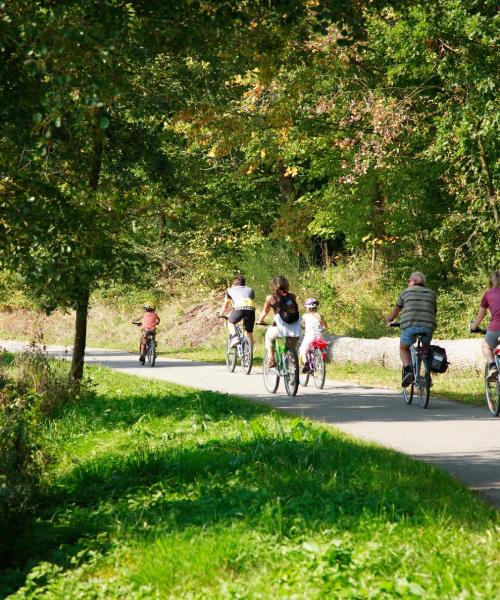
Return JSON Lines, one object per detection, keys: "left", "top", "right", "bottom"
{"left": 1, "top": 366, "right": 498, "bottom": 599}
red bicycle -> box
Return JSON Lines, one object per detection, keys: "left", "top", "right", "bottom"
{"left": 299, "top": 338, "right": 329, "bottom": 389}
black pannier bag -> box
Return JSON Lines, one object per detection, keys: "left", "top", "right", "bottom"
{"left": 429, "top": 345, "right": 449, "bottom": 373}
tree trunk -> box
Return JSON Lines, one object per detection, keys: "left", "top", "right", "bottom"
{"left": 477, "top": 134, "right": 499, "bottom": 227}
{"left": 71, "top": 285, "right": 90, "bottom": 382}
{"left": 70, "top": 125, "right": 104, "bottom": 381}
{"left": 157, "top": 209, "right": 169, "bottom": 276}
{"left": 371, "top": 177, "right": 385, "bottom": 239}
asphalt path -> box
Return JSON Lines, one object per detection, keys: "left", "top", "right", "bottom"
{"left": 2, "top": 340, "right": 499, "bottom": 508}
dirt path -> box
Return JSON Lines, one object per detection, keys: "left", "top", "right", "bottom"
{"left": 2, "top": 340, "right": 499, "bottom": 508}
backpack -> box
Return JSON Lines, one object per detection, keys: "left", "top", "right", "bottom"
{"left": 278, "top": 293, "right": 299, "bottom": 324}
{"left": 429, "top": 345, "right": 449, "bottom": 374}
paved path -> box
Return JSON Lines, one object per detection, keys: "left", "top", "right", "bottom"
{"left": 2, "top": 341, "right": 499, "bottom": 508}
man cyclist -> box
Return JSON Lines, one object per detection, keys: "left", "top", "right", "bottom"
{"left": 218, "top": 275, "right": 256, "bottom": 347}
{"left": 134, "top": 303, "right": 160, "bottom": 364}
{"left": 386, "top": 271, "right": 437, "bottom": 387}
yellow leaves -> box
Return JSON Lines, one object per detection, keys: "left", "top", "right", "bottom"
{"left": 260, "top": 149, "right": 266, "bottom": 159}
{"left": 279, "top": 127, "right": 289, "bottom": 142}
{"left": 246, "top": 164, "right": 256, "bottom": 175}
{"left": 284, "top": 166, "right": 298, "bottom": 178}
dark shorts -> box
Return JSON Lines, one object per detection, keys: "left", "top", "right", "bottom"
{"left": 400, "top": 326, "right": 433, "bottom": 347}
{"left": 485, "top": 330, "right": 500, "bottom": 348}
{"left": 229, "top": 309, "right": 255, "bottom": 333}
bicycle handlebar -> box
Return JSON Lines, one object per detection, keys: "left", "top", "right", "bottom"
{"left": 389, "top": 322, "right": 401, "bottom": 328}
{"left": 218, "top": 315, "right": 229, "bottom": 320}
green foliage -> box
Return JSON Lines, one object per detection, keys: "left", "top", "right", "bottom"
{"left": 1, "top": 367, "right": 498, "bottom": 597}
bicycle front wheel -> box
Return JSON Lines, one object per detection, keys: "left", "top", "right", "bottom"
{"left": 263, "top": 351, "right": 279, "bottom": 393}
{"left": 416, "top": 355, "right": 430, "bottom": 409}
{"left": 312, "top": 349, "right": 326, "bottom": 389}
{"left": 283, "top": 349, "right": 299, "bottom": 397}
{"left": 299, "top": 355, "right": 309, "bottom": 387}
{"left": 240, "top": 338, "right": 253, "bottom": 375}
{"left": 484, "top": 362, "right": 500, "bottom": 416}
{"left": 147, "top": 339, "right": 156, "bottom": 367}
{"left": 226, "top": 336, "right": 237, "bottom": 372}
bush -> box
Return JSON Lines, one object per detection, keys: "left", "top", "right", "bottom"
{"left": 0, "top": 382, "right": 43, "bottom": 564}
{"left": 0, "top": 351, "right": 94, "bottom": 564}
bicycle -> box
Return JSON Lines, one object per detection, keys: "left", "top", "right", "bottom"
{"left": 390, "top": 322, "right": 431, "bottom": 408}
{"left": 299, "top": 338, "right": 329, "bottom": 389}
{"left": 258, "top": 323, "right": 299, "bottom": 396}
{"left": 219, "top": 316, "right": 253, "bottom": 375}
{"left": 470, "top": 326, "right": 500, "bottom": 417}
{"left": 132, "top": 321, "right": 156, "bottom": 367}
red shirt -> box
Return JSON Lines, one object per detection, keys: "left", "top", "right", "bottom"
{"left": 480, "top": 288, "right": 500, "bottom": 330}
{"left": 142, "top": 311, "right": 158, "bottom": 330}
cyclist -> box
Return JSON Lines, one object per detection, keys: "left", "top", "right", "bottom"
{"left": 386, "top": 271, "right": 437, "bottom": 387}
{"left": 470, "top": 270, "right": 500, "bottom": 380}
{"left": 300, "top": 298, "right": 328, "bottom": 372}
{"left": 135, "top": 303, "right": 160, "bottom": 364}
{"left": 257, "top": 275, "right": 301, "bottom": 368}
{"left": 218, "top": 275, "right": 256, "bottom": 347}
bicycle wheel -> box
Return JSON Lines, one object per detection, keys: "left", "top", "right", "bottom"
{"left": 226, "top": 336, "right": 237, "bottom": 372}
{"left": 484, "top": 362, "right": 500, "bottom": 417}
{"left": 240, "top": 338, "right": 253, "bottom": 375}
{"left": 312, "top": 348, "right": 326, "bottom": 389}
{"left": 416, "top": 354, "right": 430, "bottom": 409}
{"left": 299, "top": 354, "right": 310, "bottom": 387}
{"left": 263, "top": 351, "right": 279, "bottom": 393}
{"left": 147, "top": 338, "right": 156, "bottom": 367}
{"left": 283, "top": 349, "right": 299, "bottom": 397}
{"left": 402, "top": 364, "right": 414, "bottom": 405}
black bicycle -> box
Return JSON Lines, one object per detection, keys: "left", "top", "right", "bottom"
{"left": 470, "top": 326, "right": 500, "bottom": 417}
{"left": 132, "top": 321, "right": 156, "bottom": 367}
{"left": 390, "top": 322, "right": 431, "bottom": 408}
{"left": 219, "top": 316, "right": 253, "bottom": 375}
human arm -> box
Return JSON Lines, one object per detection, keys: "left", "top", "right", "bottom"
{"left": 155, "top": 314, "right": 161, "bottom": 325}
{"left": 385, "top": 305, "right": 401, "bottom": 323}
{"left": 218, "top": 297, "right": 232, "bottom": 317}
{"left": 470, "top": 306, "right": 487, "bottom": 331}
{"left": 257, "top": 294, "right": 274, "bottom": 324}
{"left": 320, "top": 315, "right": 329, "bottom": 331}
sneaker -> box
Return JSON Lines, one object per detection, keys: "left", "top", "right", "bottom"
{"left": 301, "top": 364, "right": 309, "bottom": 374}
{"left": 139, "top": 355, "right": 145, "bottom": 365}
{"left": 229, "top": 335, "right": 239, "bottom": 348}
{"left": 487, "top": 363, "right": 498, "bottom": 381}
{"left": 402, "top": 367, "right": 414, "bottom": 387}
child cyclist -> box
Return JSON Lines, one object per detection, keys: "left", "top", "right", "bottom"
{"left": 133, "top": 303, "right": 160, "bottom": 364}
{"left": 299, "top": 298, "right": 328, "bottom": 372}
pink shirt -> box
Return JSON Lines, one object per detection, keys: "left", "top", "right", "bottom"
{"left": 142, "top": 311, "right": 158, "bottom": 330}
{"left": 481, "top": 288, "right": 500, "bottom": 330}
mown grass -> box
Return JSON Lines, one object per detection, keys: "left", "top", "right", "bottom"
{"left": 1, "top": 366, "right": 498, "bottom": 599}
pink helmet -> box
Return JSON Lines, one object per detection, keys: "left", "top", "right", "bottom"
{"left": 304, "top": 298, "right": 319, "bottom": 309}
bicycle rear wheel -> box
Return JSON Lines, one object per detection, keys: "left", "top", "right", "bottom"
{"left": 484, "top": 362, "right": 500, "bottom": 416}
{"left": 240, "top": 338, "right": 253, "bottom": 375}
{"left": 263, "top": 351, "right": 279, "bottom": 393}
{"left": 299, "top": 355, "right": 309, "bottom": 387}
{"left": 416, "top": 354, "right": 430, "bottom": 409}
{"left": 283, "top": 349, "right": 299, "bottom": 397}
{"left": 146, "top": 339, "right": 156, "bottom": 367}
{"left": 312, "top": 348, "right": 326, "bottom": 389}
{"left": 402, "top": 365, "right": 414, "bottom": 404}
{"left": 226, "top": 336, "right": 237, "bottom": 372}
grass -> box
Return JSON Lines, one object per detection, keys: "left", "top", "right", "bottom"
{"left": 1, "top": 366, "right": 498, "bottom": 598}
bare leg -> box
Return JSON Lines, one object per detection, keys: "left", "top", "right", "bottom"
{"left": 400, "top": 343, "right": 411, "bottom": 367}
{"left": 227, "top": 322, "right": 236, "bottom": 337}
{"left": 482, "top": 341, "right": 494, "bottom": 363}
{"left": 245, "top": 331, "right": 254, "bottom": 345}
